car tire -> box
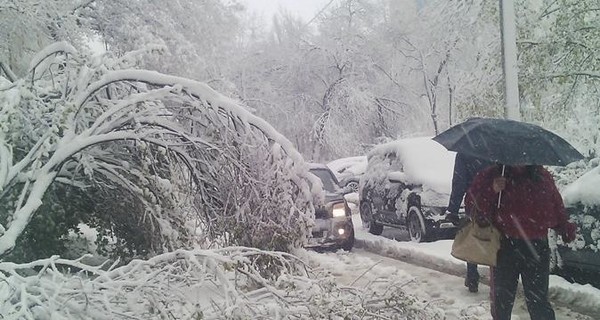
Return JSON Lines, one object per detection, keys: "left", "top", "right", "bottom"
{"left": 407, "top": 206, "right": 428, "bottom": 243}
{"left": 360, "top": 202, "right": 383, "bottom": 235}
{"left": 345, "top": 180, "right": 359, "bottom": 193}
{"left": 341, "top": 229, "right": 355, "bottom": 251}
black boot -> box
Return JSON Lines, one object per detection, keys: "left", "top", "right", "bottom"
{"left": 464, "top": 278, "right": 479, "bottom": 293}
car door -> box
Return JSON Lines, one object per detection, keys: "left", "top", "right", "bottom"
{"left": 366, "top": 152, "right": 395, "bottom": 222}
{"left": 379, "top": 178, "right": 405, "bottom": 224}
{"left": 559, "top": 204, "right": 600, "bottom": 274}
{"left": 367, "top": 179, "right": 387, "bottom": 222}
{"left": 378, "top": 153, "right": 406, "bottom": 225}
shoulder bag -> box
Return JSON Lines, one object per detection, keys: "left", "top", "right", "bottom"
{"left": 451, "top": 217, "right": 501, "bottom": 267}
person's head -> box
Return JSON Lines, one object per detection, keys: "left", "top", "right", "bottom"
{"left": 503, "top": 164, "right": 542, "bottom": 180}
{"left": 511, "top": 165, "right": 528, "bottom": 175}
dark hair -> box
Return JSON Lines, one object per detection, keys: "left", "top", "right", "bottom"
{"left": 500, "top": 164, "right": 543, "bottom": 182}
{"left": 526, "top": 165, "right": 543, "bottom": 182}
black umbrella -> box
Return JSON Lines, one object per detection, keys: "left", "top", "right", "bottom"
{"left": 432, "top": 117, "right": 584, "bottom": 166}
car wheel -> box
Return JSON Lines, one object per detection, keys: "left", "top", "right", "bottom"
{"left": 345, "top": 180, "right": 359, "bottom": 193}
{"left": 407, "top": 206, "right": 427, "bottom": 243}
{"left": 360, "top": 202, "right": 383, "bottom": 235}
{"left": 341, "top": 229, "right": 355, "bottom": 251}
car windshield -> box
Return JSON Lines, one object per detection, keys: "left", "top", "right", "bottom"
{"left": 310, "top": 168, "right": 339, "bottom": 193}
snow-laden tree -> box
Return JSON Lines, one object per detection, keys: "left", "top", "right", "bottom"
{"left": 0, "top": 42, "right": 447, "bottom": 320}
{"left": 417, "top": 0, "right": 505, "bottom": 129}
{"left": 0, "top": 42, "right": 319, "bottom": 261}
{"left": 88, "top": 0, "right": 245, "bottom": 87}
{"left": 235, "top": 0, "right": 410, "bottom": 160}
{"left": 308, "top": 0, "right": 396, "bottom": 158}
{"left": 371, "top": 0, "right": 506, "bottom": 134}
{"left": 515, "top": 0, "right": 600, "bottom": 157}
{"left": 228, "top": 12, "right": 323, "bottom": 158}
{"left": 228, "top": 0, "right": 505, "bottom": 161}
{"left": 0, "top": 0, "right": 94, "bottom": 79}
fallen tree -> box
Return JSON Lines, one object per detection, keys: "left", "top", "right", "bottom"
{"left": 0, "top": 42, "right": 320, "bottom": 262}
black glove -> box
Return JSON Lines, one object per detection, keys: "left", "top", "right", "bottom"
{"left": 474, "top": 214, "right": 491, "bottom": 227}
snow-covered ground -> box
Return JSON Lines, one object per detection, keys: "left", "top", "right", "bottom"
{"left": 299, "top": 213, "right": 600, "bottom": 320}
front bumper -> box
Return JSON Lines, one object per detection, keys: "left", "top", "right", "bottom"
{"left": 306, "top": 217, "right": 354, "bottom": 248}
{"left": 423, "top": 207, "right": 466, "bottom": 238}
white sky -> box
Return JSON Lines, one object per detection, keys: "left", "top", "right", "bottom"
{"left": 239, "top": 0, "right": 333, "bottom": 22}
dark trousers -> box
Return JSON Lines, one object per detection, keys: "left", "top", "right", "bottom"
{"left": 466, "top": 262, "right": 479, "bottom": 284}
{"left": 490, "top": 237, "right": 555, "bottom": 320}
{"left": 464, "top": 214, "right": 479, "bottom": 285}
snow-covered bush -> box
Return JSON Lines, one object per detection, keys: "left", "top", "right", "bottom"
{"left": 0, "top": 247, "right": 441, "bottom": 319}
{"left": 0, "top": 42, "right": 318, "bottom": 262}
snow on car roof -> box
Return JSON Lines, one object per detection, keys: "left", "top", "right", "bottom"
{"left": 367, "top": 136, "right": 456, "bottom": 195}
{"left": 326, "top": 156, "right": 367, "bottom": 176}
{"left": 307, "top": 162, "right": 330, "bottom": 170}
{"left": 562, "top": 165, "right": 600, "bottom": 207}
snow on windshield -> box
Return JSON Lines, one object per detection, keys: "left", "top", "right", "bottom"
{"left": 309, "top": 168, "right": 339, "bottom": 193}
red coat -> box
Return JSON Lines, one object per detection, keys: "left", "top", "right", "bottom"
{"left": 465, "top": 165, "right": 570, "bottom": 240}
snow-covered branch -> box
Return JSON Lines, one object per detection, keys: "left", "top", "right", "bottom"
{"left": 27, "top": 41, "right": 78, "bottom": 75}
{"left": 545, "top": 71, "right": 600, "bottom": 79}
{"left": 0, "top": 42, "right": 317, "bottom": 259}
{"left": 0, "top": 247, "right": 438, "bottom": 319}
{"left": 0, "top": 61, "right": 17, "bottom": 83}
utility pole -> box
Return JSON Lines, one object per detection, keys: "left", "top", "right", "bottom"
{"left": 500, "top": 0, "right": 520, "bottom": 120}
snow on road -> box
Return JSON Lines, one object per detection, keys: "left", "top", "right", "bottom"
{"left": 301, "top": 248, "right": 493, "bottom": 319}
{"left": 298, "top": 213, "right": 599, "bottom": 319}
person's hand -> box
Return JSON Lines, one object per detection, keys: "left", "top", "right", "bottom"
{"left": 474, "top": 214, "right": 491, "bottom": 227}
{"left": 560, "top": 222, "right": 577, "bottom": 243}
{"left": 492, "top": 177, "right": 507, "bottom": 193}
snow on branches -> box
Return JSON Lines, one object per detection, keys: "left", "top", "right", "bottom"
{"left": 0, "top": 247, "right": 440, "bottom": 319}
{"left": 0, "top": 43, "right": 321, "bottom": 260}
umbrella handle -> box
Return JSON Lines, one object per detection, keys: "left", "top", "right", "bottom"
{"left": 497, "top": 165, "right": 505, "bottom": 209}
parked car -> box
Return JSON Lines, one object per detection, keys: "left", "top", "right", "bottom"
{"left": 305, "top": 163, "right": 355, "bottom": 251}
{"left": 358, "top": 137, "right": 460, "bottom": 242}
{"left": 327, "top": 156, "right": 367, "bottom": 193}
{"left": 556, "top": 165, "right": 600, "bottom": 286}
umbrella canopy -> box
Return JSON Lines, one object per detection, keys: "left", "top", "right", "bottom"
{"left": 432, "top": 117, "right": 584, "bottom": 166}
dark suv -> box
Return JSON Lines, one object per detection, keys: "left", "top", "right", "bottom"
{"left": 305, "top": 164, "right": 355, "bottom": 251}
{"left": 555, "top": 165, "right": 600, "bottom": 286}
{"left": 359, "top": 137, "right": 461, "bottom": 242}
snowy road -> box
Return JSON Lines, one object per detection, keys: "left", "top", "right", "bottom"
{"left": 302, "top": 247, "right": 593, "bottom": 320}
{"left": 298, "top": 211, "right": 599, "bottom": 319}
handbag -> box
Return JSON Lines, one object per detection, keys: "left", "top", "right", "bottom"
{"left": 451, "top": 220, "right": 501, "bottom": 266}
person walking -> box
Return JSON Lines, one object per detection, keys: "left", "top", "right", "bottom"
{"left": 446, "top": 152, "right": 493, "bottom": 293}
{"left": 465, "top": 164, "right": 576, "bottom": 320}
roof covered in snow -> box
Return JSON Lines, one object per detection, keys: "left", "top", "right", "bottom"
{"left": 562, "top": 165, "right": 600, "bottom": 207}
{"left": 365, "top": 136, "right": 456, "bottom": 196}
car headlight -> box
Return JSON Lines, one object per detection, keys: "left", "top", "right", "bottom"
{"left": 332, "top": 202, "right": 346, "bottom": 217}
